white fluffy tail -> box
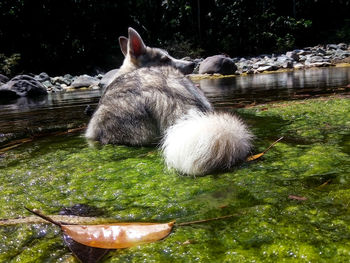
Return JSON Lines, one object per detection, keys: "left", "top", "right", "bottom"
{"left": 161, "top": 111, "right": 253, "bottom": 175}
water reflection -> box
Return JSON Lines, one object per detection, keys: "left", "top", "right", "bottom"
{"left": 200, "top": 67, "right": 350, "bottom": 107}
{"left": 0, "top": 67, "right": 349, "bottom": 141}
{"left": 0, "top": 89, "right": 103, "bottom": 142}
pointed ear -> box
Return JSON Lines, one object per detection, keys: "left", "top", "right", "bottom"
{"left": 119, "top": 36, "right": 128, "bottom": 57}
{"left": 128, "top": 27, "right": 146, "bottom": 58}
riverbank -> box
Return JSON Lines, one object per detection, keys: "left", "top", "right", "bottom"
{"left": 0, "top": 43, "right": 349, "bottom": 98}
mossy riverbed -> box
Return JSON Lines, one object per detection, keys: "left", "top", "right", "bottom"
{"left": 1, "top": 97, "right": 350, "bottom": 262}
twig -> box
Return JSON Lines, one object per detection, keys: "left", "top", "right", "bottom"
{"left": 176, "top": 213, "right": 241, "bottom": 227}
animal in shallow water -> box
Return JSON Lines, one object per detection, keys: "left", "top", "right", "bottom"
{"left": 86, "top": 27, "right": 252, "bottom": 175}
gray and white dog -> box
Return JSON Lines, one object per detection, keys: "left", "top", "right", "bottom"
{"left": 86, "top": 27, "right": 252, "bottom": 175}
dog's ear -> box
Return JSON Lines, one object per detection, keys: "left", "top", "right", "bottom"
{"left": 127, "top": 27, "right": 146, "bottom": 58}
{"left": 119, "top": 36, "right": 128, "bottom": 57}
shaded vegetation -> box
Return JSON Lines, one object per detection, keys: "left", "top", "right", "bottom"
{"left": 0, "top": 0, "right": 350, "bottom": 75}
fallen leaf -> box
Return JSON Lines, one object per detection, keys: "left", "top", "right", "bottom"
{"left": 26, "top": 208, "right": 174, "bottom": 249}
{"left": 246, "top": 152, "right": 264, "bottom": 162}
{"left": 288, "top": 195, "right": 307, "bottom": 201}
{"left": 63, "top": 233, "right": 109, "bottom": 263}
{"left": 61, "top": 222, "right": 174, "bottom": 249}
{"left": 246, "top": 136, "right": 284, "bottom": 162}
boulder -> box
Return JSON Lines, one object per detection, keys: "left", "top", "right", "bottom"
{"left": 71, "top": 74, "right": 99, "bottom": 88}
{"left": 99, "top": 69, "right": 119, "bottom": 89}
{"left": 34, "top": 72, "right": 50, "bottom": 82}
{"left": 293, "top": 63, "right": 305, "bottom": 70}
{"left": 52, "top": 76, "right": 72, "bottom": 86}
{"left": 286, "top": 51, "right": 300, "bottom": 61}
{"left": 0, "top": 74, "right": 9, "bottom": 84}
{"left": 0, "top": 75, "right": 48, "bottom": 99}
{"left": 256, "top": 65, "right": 278, "bottom": 72}
{"left": 199, "top": 55, "right": 237, "bottom": 75}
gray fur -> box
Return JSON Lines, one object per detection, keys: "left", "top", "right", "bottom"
{"left": 86, "top": 27, "right": 252, "bottom": 175}
{"left": 86, "top": 66, "right": 212, "bottom": 145}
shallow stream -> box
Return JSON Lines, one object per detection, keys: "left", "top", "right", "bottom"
{"left": 0, "top": 67, "right": 350, "bottom": 262}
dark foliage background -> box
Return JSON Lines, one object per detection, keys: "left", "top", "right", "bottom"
{"left": 0, "top": 0, "right": 349, "bottom": 76}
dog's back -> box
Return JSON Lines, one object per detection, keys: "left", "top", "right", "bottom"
{"left": 86, "top": 27, "right": 252, "bottom": 175}
{"left": 86, "top": 66, "right": 212, "bottom": 145}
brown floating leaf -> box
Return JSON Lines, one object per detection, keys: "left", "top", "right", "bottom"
{"left": 246, "top": 136, "right": 284, "bottom": 162}
{"left": 61, "top": 222, "right": 174, "bottom": 249}
{"left": 25, "top": 208, "right": 174, "bottom": 249}
{"left": 288, "top": 195, "right": 307, "bottom": 201}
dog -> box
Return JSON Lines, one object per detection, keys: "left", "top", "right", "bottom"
{"left": 86, "top": 27, "right": 252, "bottom": 175}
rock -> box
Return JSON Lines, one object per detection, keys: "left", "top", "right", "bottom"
{"left": 306, "top": 55, "right": 324, "bottom": 63}
{"left": 297, "top": 49, "right": 312, "bottom": 56}
{"left": 0, "top": 74, "right": 9, "bottom": 84}
{"left": 192, "top": 58, "right": 203, "bottom": 74}
{"left": 0, "top": 75, "right": 48, "bottom": 99}
{"left": 52, "top": 76, "right": 72, "bottom": 86}
{"left": 99, "top": 69, "right": 119, "bottom": 89}
{"left": 286, "top": 51, "right": 300, "bottom": 61}
{"left": 305, "top": 61, "right": 332, "bottom": 67}
{"left": 327, "top": 44, "right": 339, "bottom": 50}
{"left": 34, "top": 72, "right": 50, "bottom": 82}
{"left": 41, "top": 80, "right": 52, "bottom": 88}
{"left": 338, "top": 43, "right": 348, "bottom": 50}
{"left": 276, "top": 55, "right": 294, "bottom": 68}
{"left": 256, "top": 65, "right": 278, "bottom": 72}
{"left": 293, "top": 63, "right": 305, "bottom": 70}
{"left": 64, "top": 74, "right": 74, "bottom": 80}
{"left": 199, "top": 55, "right": 237, "bottom": 75}
{"left": 71, "top": 74, "right": 99, "bottom": 88}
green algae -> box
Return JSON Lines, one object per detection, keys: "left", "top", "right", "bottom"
{"left": 1, "top": 98, "right": 350, "bottom": 262}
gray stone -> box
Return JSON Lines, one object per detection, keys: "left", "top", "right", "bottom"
{"left": 0, "top": 74, "right": 9, "bottom": 84}
{"left": 286, "top": 51, "right": 300, "bottom": 61}
{"left": 71, "top": 74, "right": 99, "bottom": 88}
{"left": 306, "top": 55, "right": 324, "bottom": 63}
{"left": 34, "top": 72, "right": 50, "bottom": 82}
{"left": 306, "top": 62, "right": 332, "bottom": 67}
{"left": 256, "top": 65, "right": 278, "bottom": 72}
{"left": 99, "top": 69, "right": 120, "bottom": 89}
{"left": 0, "top": 75, "right": 48, "bottom": 98}
{"left": 327, "top": 44, "right": 339, "bottom": 50}
{"left": 293, "top": 63, "right": 305, "bottom": 70}
{"left": 41, "top": 80, "right": 53, "bottom": 88}
{"left": 52, "top": 76, "right": 72, "bottom": 86}
{"left": 64, "top": 74, "right": 74, "bottom": 80}
{"left": 338, "top": 43, "right": 348, "bottom": 50}
{"left": 199, "top": 55, "right": 237, "bottom": 75}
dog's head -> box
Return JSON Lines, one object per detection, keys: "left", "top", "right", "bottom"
{"left": 119, "top": 27, "right": 195, "bottom": 75}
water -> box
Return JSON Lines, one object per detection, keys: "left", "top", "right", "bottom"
{"left": 0, "top": 67, "right": 350, "bottom": 262}
{"left": 0, "top": 89, "right": 102, "bottom": 144}
{"left": 201, "top": 66, "right": 350, "bottom": 108}
{"left": 1, "top": 67, "right": 349, "bottom": 144}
